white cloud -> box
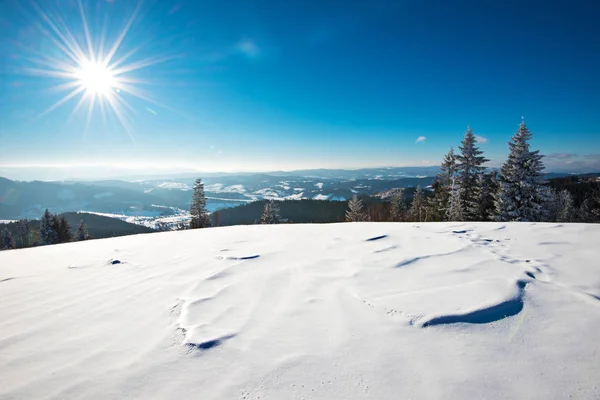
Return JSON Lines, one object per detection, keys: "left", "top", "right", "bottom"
{"left": 236, "top": 39, "right": 259, "bottom": 57}
{"left": 415, "top": 136, "right": 427, "bottom": 143}
{"left": 475, "top": 135, "right": 488, "bottom": 144}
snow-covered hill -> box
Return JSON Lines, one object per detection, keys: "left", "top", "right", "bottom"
{"left": 1, "top": 223, "right": 599, "bottom": 399}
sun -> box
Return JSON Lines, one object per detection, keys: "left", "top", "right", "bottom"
{"left": 74, "top": 61, "right": 116, "bottom": 96}
{"left": 17, "top": 0, "right": 175, "bottom": 139}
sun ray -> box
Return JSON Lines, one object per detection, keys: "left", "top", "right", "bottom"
{"left": 103, "top": 1, "right": 142, "bottom": 67}
{"left": 45, "top": 81, "right": 82, "bottom": 94}
{"left": 84, "top": 94, "right": 96, "bottom": 137}
{"left": 105, "top": 93, "right": 136, "bottom": 143}
{"left": 78, "top": 0, "right": 96, "bottom": 63}
{"left": 34, "top": 85, "right": 86, "bottom": 121}
{"left": 115, "top": 82, "right": 177, "bottom": 113}
{"left": 98, "top": 96, "right": 109, "bottom": 129}
{"left": 68, "top": 91, "right": 91, "bottom": 123}
{"left": 32, "top": 3, "right": 87, "bottom": 66}
{"left": 97, "top": 14, "right": 108, "bottom": 62}
{"left": 22, "top": 67, "right": 77, "bottom": 80}
{"left": 111, "top": 54, "right": 176, "bottom": 76}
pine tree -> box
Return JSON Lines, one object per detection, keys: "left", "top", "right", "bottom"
{"left": 410, "top": 186, "right": 426, "bottom": 222}
{"left": 190, "top": 178, "right": 211, "bottom": 229}
{"left": 51, "top": 215, "right": 61, "bottom": 243}
{"left": 76, "top": 220, "right": 91, "bottom": 241}
{"left": 469, "top": 172, "right": 497, "bottom": 221}
{"left": 495, "top": 121, "right": 549, "bottom": 222}
{"left": 556, "top": 190, "right": 575, "bottom": 222}
{"left": 578, "top": 196, "right": 598, "bottom": 223}
{"left": 389, "top": 189, "right": 406, "bottom": 221}
{"left": 2, "top": 229, "right": 15, "bottom": 250}
{"left": 261, "top": 200, "right": 281, "bottom": 224}
{"left": 212, "top": 211, "right": 221, "bottom": 227}
{"left": 592, "top": 192, "right": 600, "bottom": 220}
{"left": 446, "top": 178, "right": 464, "bottom": 221}
{"left": 17, "top": 219, "right": 32, "bottom": 248}
{"left": 57, "top": 216, "right": 73, "bottom": 243}
{"left": 456, "top": 127, "right": 489, "bottom": 220}
{"left": 346, "top": 195, "right": 369, "bottom": 222}
{"left": 431, "top": 147, "right": 458, "bottom": 220}
{"left": 40, "top": 209, "right": 58, "bottom": 245}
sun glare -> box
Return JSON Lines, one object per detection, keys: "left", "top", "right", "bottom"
{"left": 18, "top": 0, "right": 174, "bottom": 139}
{"left": 75, "top": 61, "right": 116, "bottom": 96}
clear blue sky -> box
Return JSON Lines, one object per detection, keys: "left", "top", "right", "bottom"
{"left": 1, "top": 0, "right": 599, "bottom": 174}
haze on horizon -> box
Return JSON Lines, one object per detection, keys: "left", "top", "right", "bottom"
{"left": 1, "top": 0, "right": 599, "bottom": 179}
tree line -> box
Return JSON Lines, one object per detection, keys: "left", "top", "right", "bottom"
{"left": 345, "top": 121, "right": 600, "bottom": 223}
{"left": 1, "top": 209, "right": 91, "bottom": 251}
{"left": 176, "top": 121, "right": 600, "bottom": 233}
{"left": 187, "top": 121, "right": 600, "bottom": 229}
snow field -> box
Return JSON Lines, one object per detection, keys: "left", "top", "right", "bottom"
{"left": 0, "top": 222, "right": 599, "bottom": 399}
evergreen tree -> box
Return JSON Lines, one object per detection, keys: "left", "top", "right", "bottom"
{"left": 212, "top": 211, "right": 221, "bottom": 227}
{"left": 17, "top": 219, "right": 32, "bottom": 248}
{"left": 446, "top": 178, "right": 464, "bottom": 221}
{"left": 51, "top": 215, "right": 61, "bottom": 243}
{"left": 431, "top": 147, "right": 458, "bottom": 220}
{"left": 57, "top": 216, "right": 73, "bottom": 243}
{"left": 389, "top": 189, "right": 406, "bottom": 222}
{"left": 2, "top": 229, "right": 15, "bottom": 250}
{"left": 76, "top": 220, "right": 91, "bottom": 241}
{"left": 261, "top": 200, "right": 281, "bottom": 224}
{"left": 410, "top": 186, "right": 426, "bottom": 222}
{"left": 469, "top": 172, "right": 497, "bottom": 221}
{"left": 554, "top": 190, "right": 576, "bottom": 222}
{"left": 456, "top": 127, "right": 489, "bottom": 220}
{"left": 547, "top": 190, "right": 561, "bottom": 222}
{"left": 495, "top": 121, "right": 549, "bottom": 222}
{"left": 578, "top": 196, "right": 598, "bottom": 223}
{"left": 592, "top": 192, "right": 600, "bottom": 220}
{"left": 346, "top": 195, "right": 369, "bottom": 222}
{"left": 190, "top": 178, "right": 211, "bottom": 229}
{"left": 40, "top": 209, "right": 58, "bottom": 245}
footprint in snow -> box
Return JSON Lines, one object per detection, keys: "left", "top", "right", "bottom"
{"left": 366, "top": 235, "right": 387, "bottom": 241}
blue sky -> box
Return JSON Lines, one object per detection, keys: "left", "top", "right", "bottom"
{"left": 1, "top": 0, "right": 599, "bottom": 175}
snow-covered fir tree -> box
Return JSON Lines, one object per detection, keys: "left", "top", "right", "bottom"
{"left": 554, "top": 190, "right": 576, "bottom": 222}
{"left": 446, "top": 178, "right": 464, "bottom": 221}
{"left": 261, "top": 200, "right": 281, "bottom": 224}
{"left": 456, "top": 127, "right": 489, "bottom": 220}
{"left": 592, "top": 192, "right": 600, "bottom": 220}
{"left": 39, "top": 209, "right": 58, "bottom": 245}
{"left": 410, "top": 185, "right": 426, "bottom": 222}
{"left": 346, "top": 195, "right": 369, "bottom": 222}
{"left": 495, "top": 121, "right": 549, "bottom": 222}
{"left": 389, "top": 189, "right": 406, "bottom": 222}
{"left": 1, "top": 229, "right": 15, "bottom": 250}
{"left": 469, "top": 172, "right": 497, "bottom": 221}
{"left": 190, "top": 178, "right": 211, "bottom": 229}
{"left": 577, "top": 196, "right": 597, "bottom": 223}
{"left": 431, "top": 147, "right": 458, "bottom": 220}
{"left": 76, "top": 220, "right": 91, "bottom": 241}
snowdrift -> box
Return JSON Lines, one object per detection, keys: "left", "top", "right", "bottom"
{"left": 1, "top": 222, "right": 599, "bottom": 399}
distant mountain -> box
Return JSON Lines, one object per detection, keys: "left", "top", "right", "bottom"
{"left": 0, "top": 177, "right": 169, "bottom": 219}
{"left": 264, "top": 166, "right": 441, "bottom": 179}
{"left": 1, "top": 169, "right": 590, "bottom": 220}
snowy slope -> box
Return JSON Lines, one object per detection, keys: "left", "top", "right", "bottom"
{"left": 1, "top": 223, "right": 599, "bottom": 399}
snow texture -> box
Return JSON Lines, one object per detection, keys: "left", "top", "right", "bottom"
{"left": 1, "top": 223, "right": 599, "bottom": 399}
